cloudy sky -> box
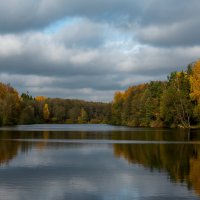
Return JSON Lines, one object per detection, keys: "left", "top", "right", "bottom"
{"left": 0, "top": 0, "right": 200, "bottom": 101}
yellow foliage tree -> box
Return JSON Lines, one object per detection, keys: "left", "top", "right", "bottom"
{"left": 43, "top": 103, "right": 50, "bottom": 121}
{"left": 190, "top": 60, "right": 200, "bottom": 103}
{"left": 35, "top": 96, "right": 47, "bottom": 102}
{"left": 113, "top": 91, "right": 124, "bottom": 103}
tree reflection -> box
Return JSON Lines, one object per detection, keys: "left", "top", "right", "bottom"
{"left": 0, "top": 139, "right": 19, "bottom": 165}
{"left": 113, "top": 139, "right": 200, "bottom": 196}
{"left": 0, "top": 129, "right": 200, "bottom": 196}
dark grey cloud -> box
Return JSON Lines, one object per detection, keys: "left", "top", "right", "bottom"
{"left": 135, "top": 20, "right": 200, "bottom": 47}
{"left": 1, "top": 0, "right": 198, "bottom": 34}
{"left": 0, "top": 0, "right": 140, "bottom": 33}
{"left": 138, "top": 0, "right": 200, "bottom": 26}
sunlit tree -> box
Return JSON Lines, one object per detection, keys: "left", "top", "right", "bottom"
{"left": 189, "top": 60, "right": 200, "bottom": 103}
{"left": 43, "top": 103, "right": 50, "bottom": 121}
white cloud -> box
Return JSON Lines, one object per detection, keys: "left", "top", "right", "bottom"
{"left": 0, "top": 35, "right": 22, "bottom": 57}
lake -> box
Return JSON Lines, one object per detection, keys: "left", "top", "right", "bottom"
{"left": 0, "top": 124, "right": 200, "bottom": 200}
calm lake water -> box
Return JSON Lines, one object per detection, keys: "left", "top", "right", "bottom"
{"left": 0, "top": 124, "right": 200, "bottom": 200}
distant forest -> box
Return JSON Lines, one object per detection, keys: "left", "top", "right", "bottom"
{"left": 0, "top": 85, "right": 111, "bottom": 126}
{"left": 0, "top": 60, "right": 200, "bottom": 128}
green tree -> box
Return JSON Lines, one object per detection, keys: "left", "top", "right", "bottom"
{"left": 161, "top": 72, "right": 192, "bottom": 128}
{"left": 19, "top": 105, "right": 35, "bottom": 124}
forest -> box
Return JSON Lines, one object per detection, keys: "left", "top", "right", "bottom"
{"left": 0, "top": 84, "right": 111, "bottom": 126}
{"left": 0, "top": 60, "right": 200, "bottom": 128}
{"left": 111, "top": 60, "right": 200, "bottom": 128}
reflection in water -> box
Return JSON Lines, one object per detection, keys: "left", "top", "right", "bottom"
{"left": 0, "top": 127, "right": 200, "bottom": 198}
{"left": 112, "top": 130, "right": 200, "bottom": 197}
{"left": 114, "top": 143, "right": 200, "bottom": 195}
{"left": 0, "top": 139, "right": 18, "bottom": 165}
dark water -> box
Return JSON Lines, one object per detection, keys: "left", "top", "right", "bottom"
{"left": 0, "top": 124, "right": 200, "bottom": 200}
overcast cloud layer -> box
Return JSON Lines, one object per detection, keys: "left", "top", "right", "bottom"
{"left": 0, "top": 0, "right": 200, "bottom": 101}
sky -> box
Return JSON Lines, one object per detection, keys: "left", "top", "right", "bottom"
{"left": 0, "top": 0, "right": 200, "bottom": 102}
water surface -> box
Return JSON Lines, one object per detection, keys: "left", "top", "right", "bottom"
{"left": 0, "top": 124, "right": 200, "bottom": 200}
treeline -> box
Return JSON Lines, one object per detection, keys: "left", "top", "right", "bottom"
{"left": 0, "top": 84, "right": 111, "bottom": 126}
{"left": 1, "top": 60, "right": 200, "bottom": 128}
{"left": 111, "top": 60, "right": 200, "bottom": 128}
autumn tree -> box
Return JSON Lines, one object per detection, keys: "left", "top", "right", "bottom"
{"left": 43, "top": 103, "right": 50, "bottom": 122}
{"left": 189, "top": 60, "right": 200, "bottom": 102}
{"left": 111, "top": 91, "right": 124, "bottom": 125}
{"left": 0, "top": 83, "right": 20, "bottom": 126}
{"left": 121, "top": 87, "right": 133, "bottom": 125}
{"left": 78, "top": 108, "right": 89, "bottom": 123}
{"left": 189, "top": 60, "right": 200, "bottom": 122}
{"left": 35, "top": 96, "right": 47, "bottom": 102}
